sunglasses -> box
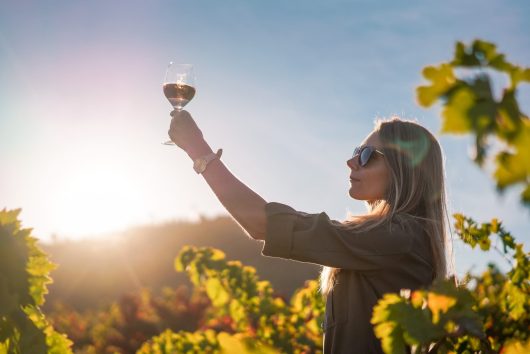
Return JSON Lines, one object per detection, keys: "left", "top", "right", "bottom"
{"left": 352, "top": 145, "right": 385, "bottom": 167}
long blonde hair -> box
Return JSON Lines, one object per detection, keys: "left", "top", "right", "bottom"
{"left": 320, "top": 117, "right": 449, "bottom": 295}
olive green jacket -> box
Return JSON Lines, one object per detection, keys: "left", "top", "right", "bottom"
{"left": 262, "top": 202, "right": 434, "bottom": 354}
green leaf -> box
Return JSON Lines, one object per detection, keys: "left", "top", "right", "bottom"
{"left": 137, "top": 329, "right": 220, "bottom": 354}
{"left": 0, "top": 209, "right": 22, "bottom": 227}
{"left": 25, "top": 237, "right": 56, "bottom": 307}
{"left": 0, "top": 223, "right": 32, "bottom": 307}
{"left": 14, "top": 310, "right": 47, "bottom": 354}
{"left": 467, "top": 76, "right": 497, "bottom": 133}
{"left": 452, "top": 40, "right": 507, "bottom": 69}
{"left": 502, "top": 283, "right": 527, "bottom": 320}
{"left": 493, "top": 121, "right": 530, "bottom": 192}
{"left": 228, "top": 300, "right": 247, "bottom": 326}
{"left": 0, "top": 209, "right": 72, "bottom": 354}
{"left": 218, "top": 332, "right": 276, "bottom": 354}
{"left": 509, "top": 67, "right": 530, "bottom": 88}
{"left": 371, "top": 294, "right": 408, "bottom": 354}
{"left": 205, "top": 277, "right": 230, "bottom": 307}
{"left": 503, "top": 339, "right": 530, "bottom": 354}
{"left": 416, "top": 64, "right": 456, "bottom": 107}
{"left": 497, "top": 90, "right": 524, "bottom": 140}
{"left": 418, "top": 39, "right": 530, "bottom": 209}
{"left": 440, "top": 86, "right": 474, "bottom": 134}
{"left": 0, "top": 277, "right": 18, "bottom": 317}
{"left": 427, "top": 293, "right": 456, "bottom": 324}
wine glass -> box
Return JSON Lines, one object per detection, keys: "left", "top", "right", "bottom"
{"left": 162, "top": 62, "right": 196, "bottom": 145}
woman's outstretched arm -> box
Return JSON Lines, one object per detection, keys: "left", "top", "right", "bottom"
{"left": 168, "top": 110, "right": 267, "bottom": 240}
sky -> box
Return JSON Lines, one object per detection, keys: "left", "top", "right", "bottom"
{"left": 1, "top": 0, "right": 529, "bottom": 275}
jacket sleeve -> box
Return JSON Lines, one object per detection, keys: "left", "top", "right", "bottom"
{"left": 261, "top": 202, "right": 415, "bottom": 271}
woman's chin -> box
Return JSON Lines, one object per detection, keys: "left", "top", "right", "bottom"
{"left": 348, "top": 188, "right": 362, "bottom": 200}
{"left": 349, "top": 186, "right": 370, "bottom": 201}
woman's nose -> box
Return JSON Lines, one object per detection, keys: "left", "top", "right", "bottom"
{"left": 346, "top": 157, "right": 358, "bottom": 169}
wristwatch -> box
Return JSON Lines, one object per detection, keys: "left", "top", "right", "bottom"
{"left": 193, "top": 148, "right": 223, "bottom": 174}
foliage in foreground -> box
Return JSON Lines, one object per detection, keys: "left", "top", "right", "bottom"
{"left": 371, "top": 215, "right": 530, "bottom": 353}
{"left": 133, "top": 212, "right": 529, "bottom": 354}
{"left": 365, "top": 39, "right": 530, "bottom": 353}
{"left": 137, "top": 246, "right": 325, "bottom": 353}
{"left": 47, "top": 285, "right": 210, "bottom": 354}
{"left": 0, "top": 209, "right": 72, "bottom": 354}
{"left": 417, "top": 39, "right": 530, "bottom": 206}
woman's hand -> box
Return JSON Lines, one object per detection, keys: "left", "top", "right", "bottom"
{"left": 168, "top": 110, "right": 211, "bottom": 158}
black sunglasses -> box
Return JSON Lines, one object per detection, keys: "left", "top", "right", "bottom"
{"left": 352, "top": 145, "right": 385, "bottom": 167}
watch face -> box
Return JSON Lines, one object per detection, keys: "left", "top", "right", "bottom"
{"left": 194, "top": 153, "right": 219, "bottom": 174}
{"left": 194, "top": 159, "right": 207, "bottom": 173}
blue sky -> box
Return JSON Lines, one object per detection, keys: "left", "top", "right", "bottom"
{"left": 1, "top": 0, "right": 529, "bottom": 275}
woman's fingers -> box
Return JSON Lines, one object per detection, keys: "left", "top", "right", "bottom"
{"left": 170, "top": 109, "right": 190, "bottom": 127}
{"left": 170, "top": 109, "right": 190, "bottom": 118}
{"left": 170, "top": 110, "right": 197, "bottom": 131}
{"left": 167, "top": 110, "right": 204, "bottom": 151}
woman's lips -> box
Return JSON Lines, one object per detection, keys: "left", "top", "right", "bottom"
{"left": 350, "top": 177, "right": 360, "bottom": 182}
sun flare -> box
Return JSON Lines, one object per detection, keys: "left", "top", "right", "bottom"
{"left": 52, "top": 166, "right": 146, "bottom": 238}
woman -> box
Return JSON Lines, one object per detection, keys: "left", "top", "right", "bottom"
{"left": 168, "top": 110, "right": 448, "bottom": 354}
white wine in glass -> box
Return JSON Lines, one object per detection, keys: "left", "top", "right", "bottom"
{"left": 163, "top": 83, "right": 196, "bottom": 110}
{"left": 162, "top": 62, "right": 196, "bottom": 145}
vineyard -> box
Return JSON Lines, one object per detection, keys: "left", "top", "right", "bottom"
{"left": 1, "top": 39, "right": 529, "bottom": 353}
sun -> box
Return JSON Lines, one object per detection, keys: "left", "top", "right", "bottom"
{"left": 52, "top": 166, "right": 146, "bottom": 238}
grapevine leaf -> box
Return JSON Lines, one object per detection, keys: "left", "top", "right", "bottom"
{"left": 371, "top": 294, "right": 408, "bottom": 354}
{"left": 205, "top": 278, "right": 230, "bottom": 307}
{"left": 496, "top": 90, "right": 522, "bottom": 139}
{"left": 509, "top": 67, "right": 530, "bottom": 87}
{"left": 502, "top": 283, "right": 527, "bottom": 321}
{"left": 0, "top": 223, "right": 32, "bottom": 307}
{"left": 418, "top": 39, "right": 530, "bottom": 208}
{"left": 137, "top": 329, "right": 220, "bottom": 354}
{"left": 417, "top": 64, "right": 456, "bottom": 107}
{"left": 503, "top": 339, "right": 530, "bottom": 354}
{"left": 0, "top": 209, "right": 73, "bottom": 354}
{"left": 466, "top": 76, "right": 497, "bottom": 133}
{"left": 440, "top": 86, "right": 474, "bottom": 134}
{"left": 427, "top": 293, "right": 456, "bottom": 324}
{"left": 0, "top": 277, "right": 18, "bottom": 317}
{"left": 14, "top": 311, "right": 47, "bottom": 354}
{"left": 0, "top": 208, "right": 22, "bottom": 226}
{"left": 218, "top": 333, "right": 276, "bottom": 354}
{"left": 493, "top": 121, "right": 530, "bottom": 198}
{"left": 229, "top": 300, "right": 247, "bottom": 325}
{"left": 25, "top": 236, "right": 56, "bottom": 306}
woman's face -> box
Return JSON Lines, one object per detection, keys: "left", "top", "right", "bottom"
{"left": 347, "top": 131, "right": 391, "bottom": 202}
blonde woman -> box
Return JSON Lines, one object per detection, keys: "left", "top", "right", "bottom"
{"left": 168, "top": 110, "right": 448, "bottom": 354}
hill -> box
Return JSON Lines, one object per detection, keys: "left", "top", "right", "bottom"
{"left": 41, "top": 215, "right": 320, "bottom": 311}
